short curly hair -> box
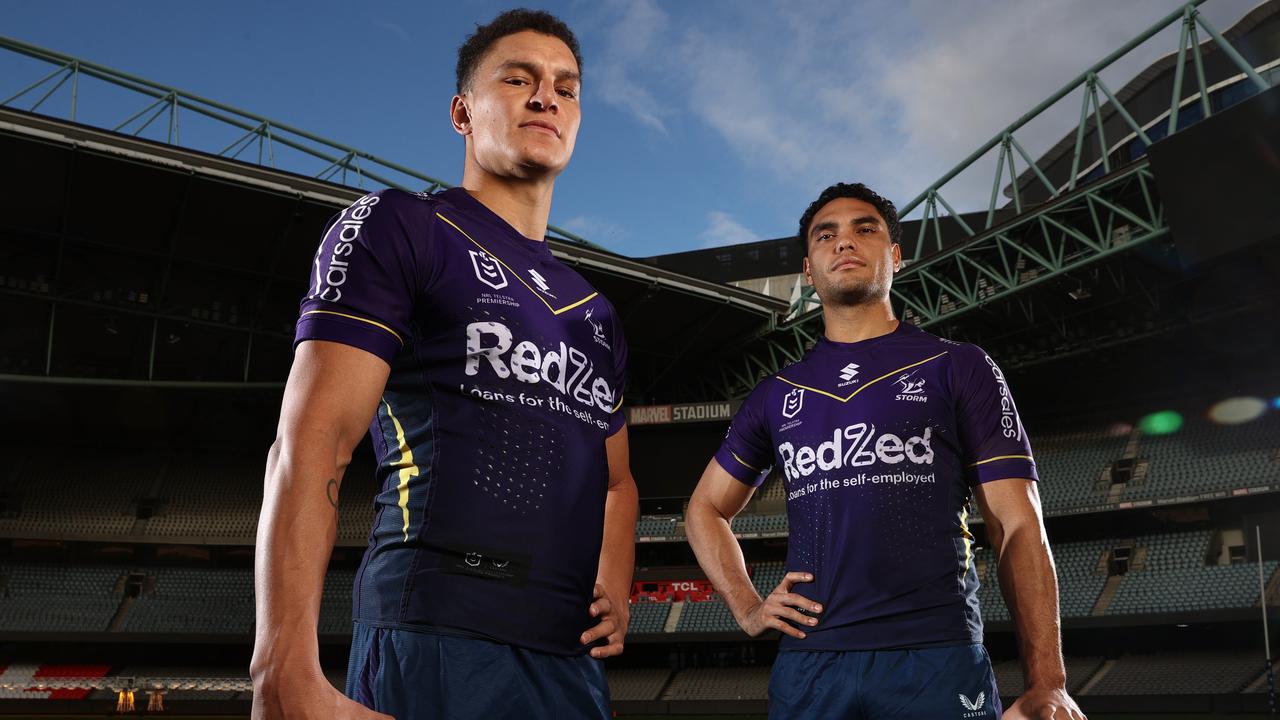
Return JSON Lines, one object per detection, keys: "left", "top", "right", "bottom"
{"left": 456, "top": 8, "right": 583, "bottom": 94}
{"left": 797, "top": 182, "right": 902, "bottom": 257}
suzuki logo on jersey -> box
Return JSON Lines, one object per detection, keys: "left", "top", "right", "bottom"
{"left": 465, "top": 321, "right": 615, "bottom": 413}
{"left": 311, "top": 193, "right": 381, "bottom": 302}
{"left": 837, "top": 363, "right": 860, "bottom": 387}
{"left": 777, "top": 423, "right": 935, "bottom": 481}
{"left": 959, "top": 691, "right": 986, "bottom": 717}
{"left": 469, "top": 250, "right": 508, "bottom": 290}
{"left": 529, "top": 269, "right": 556, "bottom": 297}
{"left": 782, "top": 388, "right": 804, "bottom": 419}
{"left": 895, "top": 372, "right": 928, "bottom": 402}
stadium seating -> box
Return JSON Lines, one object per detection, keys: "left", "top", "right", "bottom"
{"left": 1107, "top": 531, "right": 1278, "bottom": 615}
{"left": 0, "top": 404, "right": 1273, "bottom": 545}
{"left": 0, "top": 453, "right": 160, "bottom": 537}
{"left": 145, "top": 456, "right": 262, "bottom": 540}
{"left": 319, "top": 569, "right": 356, "bottom": 636}
{"left": 121, "top": 568, "right": 255, "bottom": 635}
{"left": 990, "top": 656, "right": 1103, "bottom": 697}
{"left": 605, "top": 667, "right": 672, "bottom": 701}
{"left": 0, "top": 564, "right": 122, "bottom": 633}
{"left": 1032, "top": 429, "right": 1128, "bottom": 511}
{"left": 1125, "top": 413, "right": 1280, "bottom": 502}
{"left": 660, "top": 665, "right": 772, "bottom": 700}
{"left": 974, "top": 537, "right": 1111, "bottom": 622}
{"left": 635, "top": 515, "right": 682, "bottom": 538}
{"left": 750, "top": 561, "right": 786, "bottom": 596}
{"left": 1087, "top": 651, "right": 1267, "bottom": 695}
{"left": 114, "top": 666, "right": 248, "bottom": 701}
{"left": 675, "top": 600, "right": 737, "bottom": 633}
{"left": 628, "top": 601, "right": 671, "bottom": 634}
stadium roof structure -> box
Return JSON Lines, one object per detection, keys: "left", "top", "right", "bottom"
{"left": 0, "top": 103, "right": 785, "bottom": 399}
{"left": 1, "top": 0, "right": 1277, "bottom": 404}
{"left": 0, "top": 34, "right": 591, "bottom": 247}
{"left": 665, "top": 0, "right": 1280, "bottom": 400}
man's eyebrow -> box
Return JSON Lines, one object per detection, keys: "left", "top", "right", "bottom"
{"left": 494, "top": 60, "right": 580, "bottom": 83}
{"left": 850, "top": 215, "right": 881, "bottom": 226}
{"left": 809, "top": 220, "right": 838, "bottom": 238}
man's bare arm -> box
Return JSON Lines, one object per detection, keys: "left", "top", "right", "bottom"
{"left": 686, "top": 460, "right": 819, "bottom": 638}
{"left": 250, "top": 340, "right": 393, "bottom": 719}
{"left": 975, "top": 478, "right": 1086, "bottom": 720}
{"left": 580, "top": 425, "right": 639, "bottom": 658}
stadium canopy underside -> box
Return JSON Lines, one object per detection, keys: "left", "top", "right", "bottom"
{"left": 1, "top": 0, "right": 1277, "bottom": 407}
{"left": 0, "top": 106, "right": 785, "bottom": 400}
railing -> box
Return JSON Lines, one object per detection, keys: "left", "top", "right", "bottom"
{"left": 0, "top": 35, "right": 597, "bottom": 248}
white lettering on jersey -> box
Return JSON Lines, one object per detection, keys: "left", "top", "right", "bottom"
{"left": 778, "top": 424, "right": 934, "bottom": 481}
{"left": 311, "top": 194, "right": 381, "bottom": 302}
{"left": 465, "top": 321, "right": 615, "bottom": 414}
{"left": 984, "top": 355, "right": 1021, "bottom": 440}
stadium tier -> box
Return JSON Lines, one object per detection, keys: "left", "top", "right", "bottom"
{"left": 604, "top": 667, "right": 673, "bottom": 701}
{"left": 1085, "top": 651, "right": 1269, "bottom": 695}
{"left": 1, "top": 656, "right": 1272, "bottom": 704}
{"left": 4, "top": 406, "right": 1273, "bottom": 545}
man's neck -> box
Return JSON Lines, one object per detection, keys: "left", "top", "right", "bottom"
{"left": 821, "top": 299, "right": 899, "bottom": 344}
{"left": 461, "top": 166, "right": 556, "bottom": 241}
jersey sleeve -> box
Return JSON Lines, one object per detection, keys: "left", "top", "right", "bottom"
{"left": 713, "top": 382, "right": 774, "bottom": 487}
{"left": 951, "top": 344, "right": 1039, "bottom": 485}
{"left": 295, "top": 190, "right": 429, "bottom": 364}
{"left": 606, "top": 302, "right": 629, "bottom": 437}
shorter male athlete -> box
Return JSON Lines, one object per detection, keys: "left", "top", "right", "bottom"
{"left": 686, "top": 183, "right": 1086, "bottom": 719}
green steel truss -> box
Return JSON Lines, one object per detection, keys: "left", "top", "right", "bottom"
{"left": 0, "top": 35, "right": 597, "bottom": 248}
{"left": 703, "top": 1, "right": 1275, "bottom": 400}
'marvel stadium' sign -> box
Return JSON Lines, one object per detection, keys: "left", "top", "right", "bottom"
{"left": 628, "top": 401, "right": 741, "bottom": 426}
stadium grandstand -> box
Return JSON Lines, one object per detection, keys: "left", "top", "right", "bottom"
{"left": 0, "top": 0, "right": 1279, "bottom": 717}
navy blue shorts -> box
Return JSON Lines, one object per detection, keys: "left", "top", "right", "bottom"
{"left": 345, "top": 621, "right": 610, "bottom": 720}
{"left": 768, "top": 643, "right": 1002, "bottom": 719}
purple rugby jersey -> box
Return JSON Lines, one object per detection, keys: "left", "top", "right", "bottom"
{"left": 714, "top": 321, "right": 1037, "bottom": 651}
{"left": 295, "top": 188, "right": 627, "bottom": 655}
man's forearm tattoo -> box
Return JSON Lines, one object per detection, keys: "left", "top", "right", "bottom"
{"left": 326, "top": 478, "right": 339, "bottom": 514}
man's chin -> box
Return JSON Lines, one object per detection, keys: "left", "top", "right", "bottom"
{"left": 819, "top": 281, "right": 885, "bottom": 308}
{"left": 510, "top": 155, "right": 568, "bottom": 179}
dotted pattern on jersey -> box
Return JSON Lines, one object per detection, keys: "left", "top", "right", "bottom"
{"left": 473, "top": 397, "right": 563, "bottom": 515}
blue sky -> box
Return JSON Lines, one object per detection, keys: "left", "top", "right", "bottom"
{"left": 1, "top": 0, "right": 1261, "bottom": 256}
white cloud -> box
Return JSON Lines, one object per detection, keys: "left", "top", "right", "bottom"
{"left": 370, "top": 17, "right": 409, "bottom": 44}
{"left": 591, "top": 0, "right": 1261, "bottom": 217}
{"left": 560, "top": 214, "right": 629, "bottom": 244}
{"left": 586, "top": 0, "right": 673, "bottom": 134}
{"left": 700, "top": 210, "right": 761, "bottom": 247}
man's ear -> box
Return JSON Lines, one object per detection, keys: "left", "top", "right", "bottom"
{"left": 450, "top": 95, "right": 471, "bottom": 136}
{"left": 802, "top": 255, "right": 813, "bottom": 285}
{"left": 891, "top": 243, "right": 902, "bottom": 273}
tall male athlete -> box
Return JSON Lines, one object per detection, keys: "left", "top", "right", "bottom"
{"left": 686, "top": 183, "right": 1086, "bottom": 719}
{"left": 250, "top": 10, "right": 637, "bottom": 720}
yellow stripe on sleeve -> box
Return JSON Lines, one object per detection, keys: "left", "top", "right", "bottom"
{"left": 968, "top": 454, "right": 1035, "bottom": 468}
{"left": 301, "top": 309, "right": 404, "bottom": 345}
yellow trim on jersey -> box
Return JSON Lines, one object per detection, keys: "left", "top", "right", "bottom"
{"left": 301, "top": 309, "right": 403, "bottom": 345}
{"left": 959, "top": 506, "right": 974, "bottom": 573}
{"left": 731, "top": 451, "right": 763, "bottom": 473}
{"left": 969, "top": 454, "right": 1035, "bottom": 468}
{"left": 382, "top": 399, "right": 419, "bottom": 543}
{"left": 611, "top": 394, "right": 625, "bottom": 413}
{"left": 437, "top": 213, "right": 599, "bottom": 316}
{"left": 774, "top": 351, "right": 950, "bottom": 403}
